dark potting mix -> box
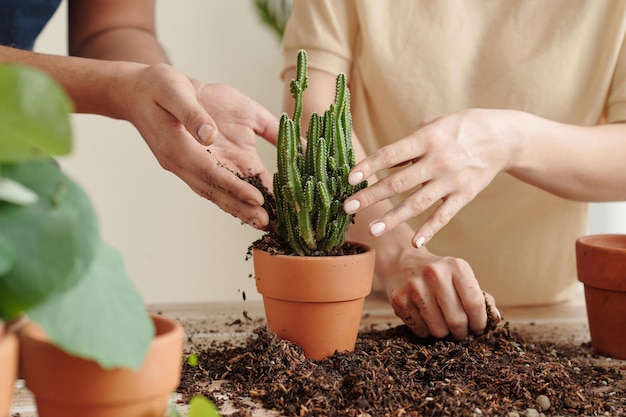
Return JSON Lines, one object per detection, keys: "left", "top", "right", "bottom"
{"left": 178, "top": 316, "right": 626, "bottom": 417}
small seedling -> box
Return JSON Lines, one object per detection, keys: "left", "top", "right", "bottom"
{"left": 169, "top": 395, "right": 221, "bottom": 417}
{"left": 186, "top": 353, "right": 198, "bottom": 367}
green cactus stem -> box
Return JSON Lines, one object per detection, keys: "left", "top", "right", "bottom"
{"left": 274, "top": 49, "right": 366, "bottom": 256}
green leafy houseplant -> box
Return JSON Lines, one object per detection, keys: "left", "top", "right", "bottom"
{"left": 252, "top": 0, "right": 292, "bottom": 41}
{"left": 0, "top": 63, "right": 153, "bottom": 370}
{"left": 270, "top": 49, "right": 366, "bottom": 256}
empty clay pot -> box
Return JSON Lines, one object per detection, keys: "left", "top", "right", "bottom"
{"left": 0, "top": 331, "right": 18, "bottom": 417}
{"left": 253, "top": 243, "right": 376, "bottom": 360}
{"left": 576, "top": 234, "right": 626, "bottom": 359}
{"left": 18, "top": 314, "right": 184, "bottom": 417}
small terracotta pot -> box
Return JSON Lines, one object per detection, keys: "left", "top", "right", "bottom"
{"left": 576, "top": 234, "right": 626, "bottom": 359}
{"left": 0, "top": 331, "right": 18, "bottom": 417}
{"left": 253, "top": 243, "right": 376, "bottom": 360}
{"left": 18, "top": 314, "right": 184, "bottom": 417}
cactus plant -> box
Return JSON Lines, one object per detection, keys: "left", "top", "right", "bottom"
{"left": 272, "top": 50, "right": 366, "bottom": 256}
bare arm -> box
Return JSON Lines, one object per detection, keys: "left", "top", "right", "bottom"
{"left": 0, "top": 1, "right": 279, "bottom": 228}
{"left": 68, "top": 0, "right": 168, "bottom": 64}
{"left": 347, "top": 109, "right": 626, "bottom": 248}
{"left": 0, "top": 45, "right": 137, "bottom": 119}
{"left": 507, "top": 114, "right": 626, "bottom": 201}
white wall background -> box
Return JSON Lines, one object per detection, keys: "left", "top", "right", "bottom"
{"left": 588, "top": 203, "right": 626, "bottom": 235}
{"left": 35, "top": 1, "right": 282, "bottom": 304}
{"left": 33, "top": 1, "right": 626, "bottom": 305}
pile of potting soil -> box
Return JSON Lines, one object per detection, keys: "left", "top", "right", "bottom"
{"left": 178, "top": 322, "right": 626, "bottom": 417}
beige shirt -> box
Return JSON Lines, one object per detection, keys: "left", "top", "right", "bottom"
{"left": 282, "top": 0, "right": 626, "bottom": 306}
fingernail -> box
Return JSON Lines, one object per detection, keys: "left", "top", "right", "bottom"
{"left": 197, "top": 123, "right": 215, "bottom": 145}
{"left": 415, "top": 236, "right": 426, "bottom": 248}
{"left": 344, "top": 199, "right": 360, "bottom": 214}
{"left": 348, "top": 171, "right": 364, "bottom": 185}
{"left": 493, "top": 306, "right": 502, "bottom": 321}
{"left": 370, "top": 222, "right": 386, "bottom": 236}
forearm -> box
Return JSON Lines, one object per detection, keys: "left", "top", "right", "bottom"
{"left": 67, "top": 0, "right": 168, "bottom": 65}
{"left": 0, "top": 45, "right": 144, "bottom": 119}
{"left": 69, "top": 27, "right": 169, "bottom": 65}
{"left": 507, "top": 112, "right": 626, "bottom": 201}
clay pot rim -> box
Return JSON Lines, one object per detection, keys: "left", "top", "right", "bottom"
{"left": 576, "top": 234, "right": 626, "bottom": 253}
{"left": 19, "top": 313, "right": 182, "bottom": 354}
{"left": 18, "top": 313, "right": 184, "bottom": 406}
{"left": 253, "top": 242, "right": 376, "bottom": 302}
{"left": 576, "top": 234, "right": 626, "bottom": 292}
{"left": 252, "top": 241, "right": 373, "bottom": 259}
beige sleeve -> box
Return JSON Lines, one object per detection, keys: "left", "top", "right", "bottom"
{"left": 607, "top": 32, "right": 626, "bottom": 123}
{"left": 281, "top": 0, "right": 358, "bottom": 80}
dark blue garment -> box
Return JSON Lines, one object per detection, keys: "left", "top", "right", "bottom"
{"left": 0, "top": 0, "right": 62, "bottom": 50}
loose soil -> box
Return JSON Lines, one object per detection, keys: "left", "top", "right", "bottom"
{"left": 178, "top": 321, "right": 626, "bottom": 417}
{"left": 193, "top": 174, "right": 626, "bottom": 416}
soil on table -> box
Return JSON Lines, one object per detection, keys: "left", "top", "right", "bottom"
{"left": 178, "top": 320, "right": 626, "bottom": 417}
{"left": 196, "top": 175, "right": 626, "bottom": 416}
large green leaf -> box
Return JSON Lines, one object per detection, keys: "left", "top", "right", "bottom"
{"left": 0, "top": 232, "right": 15, "bottom": 276}
{"left": 0, "top": 65, "right": 73, "bottom": 163}
{"left": 28, "top": 241, "right": 154, "bottom": 370}
{"left": 0, "top": 159, "right": 99, "bottom": 320}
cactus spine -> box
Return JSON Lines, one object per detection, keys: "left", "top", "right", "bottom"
{"left": 274, "top": 50, "right": 366, "bottom": 256}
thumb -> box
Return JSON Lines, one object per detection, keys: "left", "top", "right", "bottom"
{"left": 196, "top": 118, "right": 219, "bottom": 145}
{"left": 185, "top": 108, "right": 218, "bottom": 145}
{"left": 164, "top": 89, "right": 219, "bottom": 145}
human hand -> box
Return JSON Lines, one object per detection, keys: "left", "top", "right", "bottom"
{"left": 121, "top": 64, "right": 278, "bottom": 228}
{"left": 344, "top": 109, "right": 521, "bottom": 247}
{"left": 380, "top": 248, "right": 500, "bottom": 339}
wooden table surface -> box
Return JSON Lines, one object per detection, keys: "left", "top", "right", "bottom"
{"left": 9, "top": 289, "right": 607, "bottom": 416}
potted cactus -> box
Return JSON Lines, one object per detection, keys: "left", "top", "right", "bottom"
{"left": 252, "top": 50, "right": 375, "bottom": 360}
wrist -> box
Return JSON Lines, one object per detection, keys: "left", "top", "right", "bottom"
{"left": 501, "top": 110, "right": 541, "bottom": 173}
{"left": 83, "top": 61, "right": 149, "bottom": 120}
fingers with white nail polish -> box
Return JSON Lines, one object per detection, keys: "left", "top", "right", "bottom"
{"left": 344, "top": 199, "right": 360, "bottom": 214}
{"left": 370, "top": 221, "right": 386, "bottom": 236}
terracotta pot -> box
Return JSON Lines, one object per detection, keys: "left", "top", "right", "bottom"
{"left": 253, "top": 243, "right": 376, "bottom": 360}
{"left": 18, "top": 314, "right": 184, "bottom": 417}
{"left": 576, "top": 234, "right": 626, "bottom": 359}
{"left": 0, "top": 330, "right": 18, "bottom": 417}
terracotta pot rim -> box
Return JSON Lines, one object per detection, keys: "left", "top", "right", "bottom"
{"left": 252, "top": 241, "right": 372, "bottom": 259}
{"left": 576, "top": 234, "right": 626, "bottom": 253}
{"left": 18, "top": 313, "right": 184, "bottom": 409}
{"left": 576, "top": 234, "right": 626, "bottom": 291}
{"left": 253, "top": 243, "right": 376, "bottom": 302}
{"left": 19, "top": 313, "right": 178, "bottom": 346}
